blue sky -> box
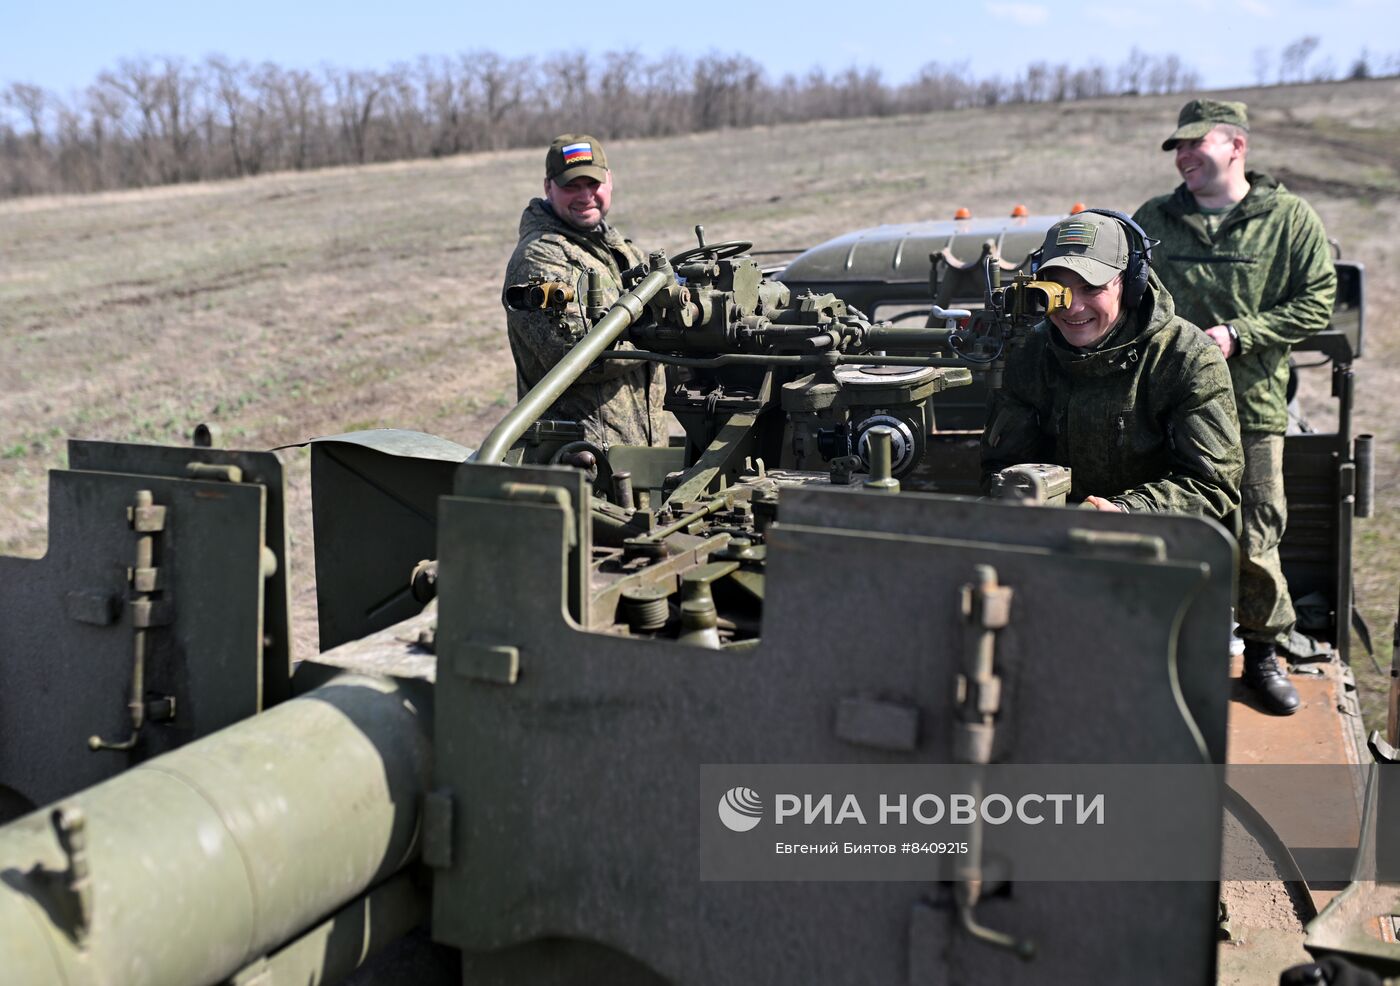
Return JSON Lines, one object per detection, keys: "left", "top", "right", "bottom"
{"left": 1, "top": 0, "right": 1392, "bottom": 95}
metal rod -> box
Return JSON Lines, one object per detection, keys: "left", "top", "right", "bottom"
{"left": 473, "top": 269, "right": 671, "bottom": 464}
{"left": 865, "top": 325, "right": 958, "bottom": 347}
{"left": 611, "top": 471, "right": 635, "bottom": 511}
{"left": 863, "top": 429, "right": 900, "bottom": 494}
{"left": 597, "top": 351, "right": 973, "bottom": 370}
{"left": 1355, "top": 434, "right": 1374, "bottom": 519}
{"left": 1390, "top": 585, "right": 1399, "bottom": 749}
{"left": 642, "top": 496, "right": 732, "bottom": 542}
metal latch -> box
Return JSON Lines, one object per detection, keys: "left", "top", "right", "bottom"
{"left": 950, "top": 565, "right": 1034, "bottom": 962}
{"left": 90, "top": 489, "right": 177, "bottom": 753}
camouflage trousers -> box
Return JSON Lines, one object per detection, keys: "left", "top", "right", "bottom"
{"left": 1235, "top": 432, "right": 1295, "bottom": 644}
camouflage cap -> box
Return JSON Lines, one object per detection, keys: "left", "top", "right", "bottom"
{"left": 1036, "top": 213, "right": 1129, "bottom": 287}
{"left": 545, "top": 134, "right": 609, "bottom": 185}
{"left": 1161, "top": 99, "right": 1249, "bottom": 150}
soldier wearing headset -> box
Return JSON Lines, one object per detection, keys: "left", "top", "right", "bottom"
{"left": 981, "top": 209, "right": 1243, "bottom": 520}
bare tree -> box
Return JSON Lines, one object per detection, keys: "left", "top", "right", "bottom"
{"left": 1159, "top": 53, "right": 1183, "bottom": 93}
{"left": 3, "top": 83, "right": 47, "bottom": 148}
{"left": 1348, "top": 48, "right": 1372, "bottom": 80}
{"left": 209, "top": 56, "right": 251, "bottom": 174}
{"left": 1023, "top": 62, "right": 1049, "bottom": 102}
{"left": 1310, "top": 56, "right": 1338, "bottom": 82}
{"left": 327, "top": 67, "right": 383, "bottom": 164}
{"left": 470, "top": 52, "right": 526, "bottom": 148}
{"left": 1118, "top": 47, "right": 1147, "bottom": 94}
{"left": 1280, "top": 36, "right": 1320, "bottom": 83}
{"left": 0, "top": 45, "right": 1215, "bottom": 198}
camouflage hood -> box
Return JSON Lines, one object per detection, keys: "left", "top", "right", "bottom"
{"left": 516, "top": 199, "right": 634, "bottom": 268}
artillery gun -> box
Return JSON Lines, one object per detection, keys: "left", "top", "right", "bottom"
{"left": 0, "top": 225, "right": 1393, "bottom": 985}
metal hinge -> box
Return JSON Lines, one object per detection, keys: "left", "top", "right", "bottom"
{"left": 90, "top": 489, "right": 176, "bottom": 753}
{"left": 949, "top": 565, "right": 1034, "bottom": 962}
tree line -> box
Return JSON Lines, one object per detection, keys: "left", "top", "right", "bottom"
{"left": 0, "top": 39, "right": 1383, "bottom": 199}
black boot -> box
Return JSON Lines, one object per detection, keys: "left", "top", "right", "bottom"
{"left": 1242, "top": 641, "right": 1300, "bottom": 716}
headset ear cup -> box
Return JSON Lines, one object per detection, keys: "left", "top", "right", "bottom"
{"left": 1125, "top": 255, "right": 1149, "bottom": 308}
{"left": 1060, "top": 206, "right": 1154, "bottom": 308}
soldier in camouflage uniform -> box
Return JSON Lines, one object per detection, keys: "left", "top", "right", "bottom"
{"left": 982, "top": 211, "right": 1242, "bottom": 518}
{"left": 1134, "top": 100, "right": 1337, "bottom": 716}
{"left": 502, "top": 134, "right": 669, "bottom": 448}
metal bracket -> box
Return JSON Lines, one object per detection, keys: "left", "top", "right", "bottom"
{"left": 90, "top": 489, "right": 177, "bottom": 753}
{"left": 1067, "top": 528, "right": 1166, "bottom": 561}
{"left": 46, "top": 805, "right": 93, "bottom": 948}
{"left": 950, "top": 565, "right": 1034, "bottom": 962}
{"left": 453, "top": 644, "right": 520, "bottom": 686}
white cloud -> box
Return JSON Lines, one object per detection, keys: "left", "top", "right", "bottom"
{"left": 1237, "top": 0, "right": 1274, "bottom": 16}
{"left": 985, "top": 2, "right": 1051, "bottom": 27}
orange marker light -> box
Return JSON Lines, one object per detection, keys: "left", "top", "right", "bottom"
{"left": 954, "top": 207, "right": 972, "bottom": 220}
{"left": 1069, "top": 202, "right": 1087, "bottom": 214}
{"left": 1010, "top": 204, "right": 1028, "bottom": 217}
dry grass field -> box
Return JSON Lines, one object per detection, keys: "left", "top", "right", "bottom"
{"left": 3, "top": 77, "right": 1398, "bottom": 730}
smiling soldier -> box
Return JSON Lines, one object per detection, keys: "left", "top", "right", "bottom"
{"left": 981, "top": 210, "right": 1242, "bottom": 520}
{"left": 502, "top": 134, "right": 669, "bottom": 448}
{"left": 1133, "top": 100, "right": 1337, "bottom": 715}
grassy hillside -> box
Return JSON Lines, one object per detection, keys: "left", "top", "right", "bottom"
{"left": 4, "top": 77, "right": 1398, "bottom": 729}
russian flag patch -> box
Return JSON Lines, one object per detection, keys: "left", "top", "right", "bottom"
{"left": 561, "top": 142, "right": 593, "bottom": 164}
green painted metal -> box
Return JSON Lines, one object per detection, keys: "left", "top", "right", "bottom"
{"left": 224, "top": 871, "right": 429, "bottom": 986}
{"left": 474, "top": 268, "right": 672, "bottom": 464}
{"left": 429, "top": 466, "right": 1234, "bottom": 983}
{"left": 0, "top": 449, "right": 286, "bottom": 818}
{"left": 779, "top": 216, "right": 1058, "bottom": 287}
{"left": 66, "top": 440, "right": 295, "bottom": 708}
{"left": 0, "top": 220, "right": 1381, "bottom": 986}
{"left": 0, "top": 672, "right": 431, "bottom": 986}
{"left": 306, "top": 431, "right": 469, "bottom": 650}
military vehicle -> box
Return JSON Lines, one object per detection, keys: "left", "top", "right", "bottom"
{"left": 0, "top": 220, "right": 1392, "bottom": 985}
{"left": 779, "top": 207, "right": 1372, "bottom": 665}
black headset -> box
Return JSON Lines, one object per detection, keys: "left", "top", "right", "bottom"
{"left": 1031, "top": 208, "right": 1158, "bottom": 309}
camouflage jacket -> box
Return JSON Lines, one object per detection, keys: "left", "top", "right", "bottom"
{"left": 981, "top": 271, "right": 1243, "bottom": 518}
{"left": 502, "top": 200, "right": 669, "bottom": 447}
{"left": 1132, "top": 173, "right": 1336, "bottom": 434}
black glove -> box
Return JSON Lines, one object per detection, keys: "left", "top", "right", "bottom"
{"left": 1280, "top": 956, "right": 1383, "bottom": 986}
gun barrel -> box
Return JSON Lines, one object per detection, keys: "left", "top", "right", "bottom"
{"left": 475, "top": 269, "right": 673, "bottom": 464}
{"left": 865, "top": 325, "right": 958, "bottom": 348}
{"left": 0, "top": 673, "right": 431, "bottom": 986}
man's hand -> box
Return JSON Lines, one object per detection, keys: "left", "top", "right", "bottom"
{"left": 1084, "top": 495, "right": 1123, "bottom": 512}
{"left": 1204, "top": 324, "right": 1238, "bottom": 358}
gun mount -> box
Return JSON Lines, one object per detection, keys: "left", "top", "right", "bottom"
{"left": 500, "top": 226, "right": 975, "bottom": 497}
{"left": 0, "top": 229, "right": 1391, "bottom": 986}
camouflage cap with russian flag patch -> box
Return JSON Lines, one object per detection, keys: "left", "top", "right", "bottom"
{"left": 546, "top": 134, "right": 609, "bottom": 184}
{"left": 1036, "top": 212, "right": 1130, "bottom": 287}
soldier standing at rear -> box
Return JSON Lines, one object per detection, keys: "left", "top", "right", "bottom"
{"left": 1133, "top": 100, "right": 1337, "bottom": 717}
{"left": 502, "top": 134, "right": 669, "bottom": 448}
